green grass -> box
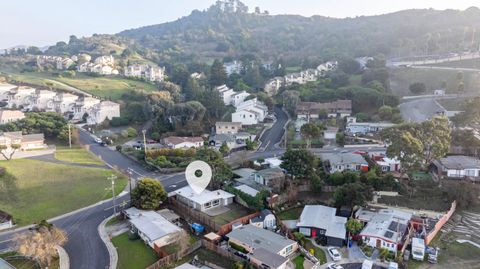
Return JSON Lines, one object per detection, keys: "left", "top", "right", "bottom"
{"left": 54, "top": 146, "right": 104, "bottom": 165}
{"left": 293, "top": 255, "right": 305, "bottom": 269}
{"left": 277, "top": 207, "right": 303, "bottom": 220}
{"left": 286, "top": 66, "right": 302, "bottom": 73}
{"left": 212, "top": 203, "right": 254, "bottom": 225}
{"left": 304, "top": 240, "right": 327, "bottom": 264}
{"left": 112, "top": 233, "right": 159, "bottom": 269}
{"left": 162, "top": 235, "right": 199, "bottom": 255}
{"left": 105, "top": 216, "right": 122, "bottom": 227}
{"left": 0, "top": 159, "right": 127, "bottom": 226}
{"left": 55, "top": 75, "right": 158, "bottom": 100}
{"left": 439, "top": 242, "right": 480, "bottom": 262}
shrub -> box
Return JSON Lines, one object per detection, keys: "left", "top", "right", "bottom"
{"left": 229, "top": 241, "right": 248, "bottom": 254}
{"left": 126, "top": 127, "right": 138, "bottom": 138}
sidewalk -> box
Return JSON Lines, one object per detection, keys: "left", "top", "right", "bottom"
{"left": 98, "top": 214, "right": 119, "bottom": 269}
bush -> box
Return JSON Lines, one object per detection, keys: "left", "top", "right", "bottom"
{"left": 229, "top": 241, "right": 248, "bottom": 253}
{"left": 126, "top": 127, "right": 138, "bottom": 138}
{"left": 110, "top": 117, "right": 131, "bottom": 127}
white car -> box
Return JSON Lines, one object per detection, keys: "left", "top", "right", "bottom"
{"left": 327, "top": 263, "right": 344, "bottom": 269}
{"left": 327, "top": 247, "right": 342, "bottom": 262}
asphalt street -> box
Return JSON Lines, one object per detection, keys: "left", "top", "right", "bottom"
{"left": 399, "top": 98, "right": 443, "bottom": 123}
{"left": 258, "top": 105, "right": 289, "bottom": 151}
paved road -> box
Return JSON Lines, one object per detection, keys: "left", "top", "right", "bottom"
{"left": 398, "top": 98, "right": 443, "bottom": 123}
{"left": 258, "top": 105, "right": 289, "bottom": 151}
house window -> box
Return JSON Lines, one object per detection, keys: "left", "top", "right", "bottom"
{"left": 212, "top": 199, "right": 220, "bottom": 206}
{"left": 285, "top": 245, "right": 293, "bottom": 255}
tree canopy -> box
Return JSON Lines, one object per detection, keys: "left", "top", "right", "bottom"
{"left": 131, "top": 178, "right": 167, "bottom": 210}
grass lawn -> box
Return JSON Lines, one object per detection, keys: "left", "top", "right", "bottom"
{"left": 112, "top": 233, "right": 159, "bottom": 269}
{"left": 304, "top": 240, "right": 327, "bottom": 264}
{"left": 212, "top": 203, "right": 254, "bottom": 225}
{"left": 293, "top": 255, "right": 305, "bottom": 269}
{"left": 0, "top": 159, "right": 127, "bottom": 226}
{"left": 105, "top": 216, "right": 123, "bottom": 227}
{"left": 56, "top": 75, "right": 158, "bottom": 100}
{"left": 54, "top": 146, "right": 104, "bottom": 165}
{"left": 438, "top": 241, "right": 480, "bottom": 263}
{"left": 0, "top": 251, "right": 58, "bottom": 269}
{"left": 277, "top": 207, "right": 303, "bottom": 220}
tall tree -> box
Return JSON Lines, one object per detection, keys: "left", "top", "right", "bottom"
{"left": 280, "top": 149, "right": 317, "bottom": 180}
{"left": 333, "top": 182, "right": 373, "bottom": 208}
{"left": 131, "top": 178, "right": 167, "bottom": 210}
{"left": 409, "top": 82, "right": 427, "bottom": 94}
{"left": 300, "top": 123, "right": 321, "bottom": 149}
{"left": 209, "top": 59, "right": 227, "bottom": 87}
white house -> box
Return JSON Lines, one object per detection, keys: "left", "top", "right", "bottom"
{"left": 232, "top": 91, "right": 251, "bottom": 107}
{"left": 356, "top": 208, "right": 412, "bottom": 252}
{"left": 216, "top": 85, "right": 236, "bottom": 105}
{"left": 232, "top": 110, "right": 262, "bottom": 125}
{"left": 163, "top": 136, "right": 204, "bottom": 149}
{"left": 71, "top": 97, "right": 101, "bottom": 121}
{"left": 86, "top": 101, "right": 120, "bottom": 125}
{"left": 125, "top": 64, "right": 166, "bottom": 82}
{"left": 232, "top": 98, "right": 268, "bottom": 125}
{"left": 94, "top": 55, "right": 115, "bottom": 66}
{"left": 0, "top": 83, "right": 17, "bottom": 100}
{"left": 264, "top": 77, "right": 283, "bottom": 96}
{"left": 49, "top": 93, "right": 79, "bottom": 114}
{"left": 249, "top": 209, "right": 276, "bottom": 230}
{"left": 174, "top": 186, "right": 235, "bottom": 212}
{"left": 224, "top": 61, "right": 242, "bottom": 76}
{"left": 372, "top": 154, "right": 401, "bottom": 173}
{"left": 26, "top": 90, "right": 57, "bottom": 111}
{"left": 346, "top": 121, "right": 396, "bottom": 135}
{"left": 6, "top": 86, "right": 36, "bottom": 108}
{"left": 0, "top": 110, "right": 25, "bottom": 124}
{"left": 215, "top": 121, "right": 242, "bottom": 134}
{"left": 0, "top": 132, "right": 46, "bottom": 152}
{"left": 124, "top": 208, "right": 182, "bottom": 249}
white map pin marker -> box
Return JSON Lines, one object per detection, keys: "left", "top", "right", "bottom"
{"left": 185, "top": 160, "right": 212, "bottom": 194}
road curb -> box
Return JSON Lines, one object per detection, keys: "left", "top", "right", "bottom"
{"left": 98, "top": 214, "right": 119, "bottom": 269}
{"left": 56, "top": 245, "right": 70, "bottom": 269}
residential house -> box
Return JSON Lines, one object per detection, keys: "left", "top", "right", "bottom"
{"left": 250, "top": 209, "right": 276, "bottom": 230}
{"left": 209, "top": 133, "right": 238, "bottom": 150}
{"left": 232, "top": 91, "right": 251, "bottom": 107}
{"left": 0, "top": 210, "right": 13, "bottom": 231}
{"left": 224, "top": 61, "right": 242, "bottom": 76}
{"left": 255, "top": 157, "right": 283, "bottom": 168}
{"left": 94, "top": 55, "right": 115, "bottom": 66}
{"left": 190, "top": 72, "right": 204, "bottom": 79}
{"left": 321, "top": 152, "right": 369, "bottom": 173}
{"left": 297, "top": 205, "right": 347, "bottom": 247}
{"left": 6, "top": 86, "right": 37, "bottom": 108}
{"left": 226, "top": 224, "right": 298, "bottom": 269}
{"left": 317, "top": 61, "right": 337, "bottom": 73}
{"left": 86, "top": 101, "right": 120, "bottom": 125}
{"left": 71, "top": 97, "right": 101, "bottom": 122}
{"left": 346, "top": 121, "right": 396, "bottom": 135}
{"left": 0, "top": 132, "right": 46, "bottom": 152}
{"left": 296, "top": 100, "right": 352, "bottom": 119}
{"left": 0, "top": 83, "right": 16, "bottom": 100}
{"left": 356, "top": 208, "right": 412, "bottom": 252}
{"left": 215, "top": 121, "right": 242, "bottom": 134}
{"left": 49, "top": 93, "right": 79, "bottom": 114}
{"left": 371, "top": 154, "right": 401, "bottom": 173}
{"left": 56, "top": 58, "right": 75, "bottom": 70}
{"left": 232, "top": 98, "right": 268, "bottom": 125}
{"left": 216, "top": 85, "right": 236, "bottom": 105}
{"left": 254, "top": 168, "right": 285, "bottom": 186}
{"left": 124, "top": 64, "right": 166, "bottom": 82}
{"left": 264, "top": 77, "right": 283, "bottom": 96}
{"left": 431, "top": 155, "right": 480, "bottom": 181}
{"left": 124, "top": 208, "right": 182, "bottom": 249}
{"left": 0, "top": 110, "right": 25, "bottom": 124}
{"left": 174, "top": 186, "right": 235, "bottom": 212}
{"left": 25, "top": 90, "right": 57, "bottom": 111}
{"left": 163, "top": 136, "right": 204, "bottom": 149}
{"left": 0, "top": 258, "right": 15, "bottom": 269}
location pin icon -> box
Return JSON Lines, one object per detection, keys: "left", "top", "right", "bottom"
{"left": 185, "top": 160, "right": 212, "bottom": 194}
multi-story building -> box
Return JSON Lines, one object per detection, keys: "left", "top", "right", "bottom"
{"left": 25, "top": 90, "right": 57, "bottom": 111}
{"left": 124, "top": 64, "right": 166, "bottom": 82}
{"left": 86, "top": 101, "right": 120, "bottom": 125}
{"left": 0, "top": 110, "right": 25, "bottom": 124}
{"left": 216, "top": 85, "right": 236, "bottom": 105}
{"left": 6, "top": 86, "right": 37, "bottom": 108}
{"left": 296, "top": 100, "right": 352, "bottom": 119}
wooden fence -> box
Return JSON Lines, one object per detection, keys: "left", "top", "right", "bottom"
{"left": 146, "top": 240, "right": 244, "bottom": 269}
{"left": 425, "top": 200, "right": 457, "bottom": 245}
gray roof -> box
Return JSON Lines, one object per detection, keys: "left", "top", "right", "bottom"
{"left": 211, "top": 133, "right": 236, "bottom": 143}
{"left": 251, "top": 209, "right": 273, "bottom": 223}
{"left": 125, "top": 208, "right": 181, "bottom": 242}
{"left": 251, "top": 248, "right": 288, "bottom": 268}
{"left": 297, "top": 205, "right": 347, "bottom": 240}
{"left": 320, "top": 153, "right": 368, "bottom": 166}
{"left": 233, "top": 168, "right": 256, "bottom": 178}
{"left": 435, "top": 155, "right": 480, "bottom": 170}
{"left": 227, "top": 224, "right": 296, "bottom": 253}
{"left": 22, "top": 133, "right": 44, "bottom": 142}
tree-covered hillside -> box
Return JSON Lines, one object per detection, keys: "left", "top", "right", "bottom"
{"left": 118, "top": 0, "right": 480, "bottom": 63}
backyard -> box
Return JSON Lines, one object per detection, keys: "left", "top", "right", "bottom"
{"left": 0, "top": 158, "right": 127, "bottom": 226}
{"left": 212, "top": 203, "right": 254, "bottom": 225}
{"left": 277, "top": 207, "right": 303, "bottom": 220}
{"left": 112, "top": 233, "right": 159, "bottom": 269}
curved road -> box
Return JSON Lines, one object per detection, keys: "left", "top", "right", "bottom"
{"left": 0, "top": 108, "right": 386, "bottom": 268}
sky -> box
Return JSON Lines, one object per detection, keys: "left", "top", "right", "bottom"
{"left": 1, "top": 0, "right": 479, "bottom": 49}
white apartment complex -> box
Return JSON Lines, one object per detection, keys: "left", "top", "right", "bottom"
{"left": 124, "top": 64, "right": 166, "bottom": 82}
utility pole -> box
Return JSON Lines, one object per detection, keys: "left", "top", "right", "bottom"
{"left": 68, "top": 124, "right": 72, "bottom": 148}
{"left": 108, "top": 174, "right": 118, "bottom": 215}
{"left": 127, "top": 168, "right": 133, "bottom": 194}
{"left": 142, "top": 129, "right": 147, "bottom": 161}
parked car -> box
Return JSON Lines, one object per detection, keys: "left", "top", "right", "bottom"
{"left": 327, "top": 247, "right": 342, "bottom": 262}
{"left": 327, "top": 263, "right": 344, "bottom": 269}
{"left": 93, "top": 137, "right": 102, "bottom": 144}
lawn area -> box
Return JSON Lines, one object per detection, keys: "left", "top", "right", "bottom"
{"left": 56, "top": 75, "right": 158, "bottom": 100}
{"left": 293, "top": 255, "right": 305, "bottom": 269}
{"left": 162, "top": 234, "right": 199, "bottom": 255}
{"left": 54, "top": 146, "right": 104, "bottom": 165}
{"left": 277, "top": 207, "right": 303, "bottom": 220}
{"left": 0, "top": 251, "right": 58, "bottom": 269}
{"left": 0, "top": 159, "right": 127, "bottom": 226}
{"left": 438, "top": 241, "right": 480, "bottom": 263}
{"left": 112, "top": 233, "right": 159, "bottom": 269}
{"left": 212, "top": 203, "right": 254, "bottom": 225}
{"left": 304, "top": 240, "right": 327, "bottom": 264}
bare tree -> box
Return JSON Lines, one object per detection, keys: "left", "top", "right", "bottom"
{"left": 14, "top": 222, "right": 68, "bottom": 266}
{"left": 0, "top": 144, "right": 21, "bottom": 160}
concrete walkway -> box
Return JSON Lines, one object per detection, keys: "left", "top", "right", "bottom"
{"left": 98, "top": 214, "right": 119, "bottom": 269}
{"left": 56, "top": 246, "right": 70, "bottom": 269}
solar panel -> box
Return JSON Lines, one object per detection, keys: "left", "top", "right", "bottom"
{"left": 384, "top": 231, "right": 394, "bottom": 239}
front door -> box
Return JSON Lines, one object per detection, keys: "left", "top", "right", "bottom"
{"left": 376, "top": 239, "right": 381, "bottom": 248}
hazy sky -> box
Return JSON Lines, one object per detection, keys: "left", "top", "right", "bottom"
{"left": 1, "top": 0, "right": 478, "bottom": 48}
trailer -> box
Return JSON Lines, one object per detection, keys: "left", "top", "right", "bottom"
{"left": 411, "top": 238, "right": 425, "bottom": 261}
